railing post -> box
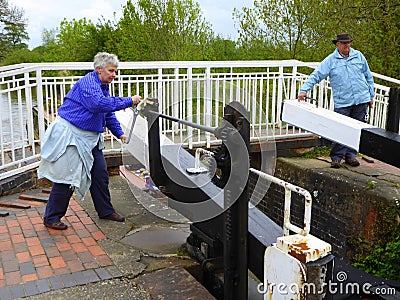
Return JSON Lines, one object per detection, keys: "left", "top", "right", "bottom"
{"left": 283, "top": 186, "right": 291, "bottom": 236}
{"left": 277, "top": 66, "right": 284, "bottom": 132}
{"left": 35, "top": 69, "right": 45, "bottom": 141}
{"left": 205, "top": 67, "right": 212, "bottom": 148}
{"left": 187, "top": 67, "right": 193, "bottom": 149}
{"left": 24, "top": 72, "right": 35, "bottom": 151}
{"left": 290, "top": 64, "right": 298, "bottom": 100}
{"left": 173, "top": 67, "right": 179, "bottom": 135}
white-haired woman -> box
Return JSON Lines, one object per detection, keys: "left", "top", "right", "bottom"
{"left": 38, "top": 52, "right": 141, "bottom": 230}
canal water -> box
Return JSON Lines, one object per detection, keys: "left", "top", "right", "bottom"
{"left": 0, "top": 92, "right": 28, "bottom": 147}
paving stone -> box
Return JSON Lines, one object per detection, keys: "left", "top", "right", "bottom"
{"left": 40, "top": 238, "right": 56, "bottom": 248}
{"left": 2, "top": 260, "right": 20, "bottom": 273}
{"left": 19, "top": 261, "right": 36, "bottom": 276}
{"left": 95, "top": 267, "right": 113, "bottom": 280}
{"left": 82, "top": 269, "right": 100, "bottom": 283}
{"left": 60, "top": 273, "right": 76, "bottom": 288}
{"left": 44, "top": 246, "right": 60, "bottom": 258}
{"left": 0, "top": 286, "right": 12, "bottom": 300}
{"left": 104, "top": 265, "right": 123, "bottom": 278}
{"left": 48, "top": 276, "right": 64, "bottom": 290}
{"left": 9, "top": 284, "right": 25, "bottom": 299}
{"left": 36, "top": 278, "right": 51, "bottom": 293}
{"left": 24, "top": 281, "right": 40, "bottom": 297}
{"left": 71, "top": 271, "right": 89, "bottom": 286}
{"left": 60, "top": 249, "right": 79, "bottom": 262}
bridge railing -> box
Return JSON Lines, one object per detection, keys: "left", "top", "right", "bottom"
{"left": 1, "top": 60, "right": 399, "bottom": 180}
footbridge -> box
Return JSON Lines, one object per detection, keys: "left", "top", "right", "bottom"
{"left": 1, "top": 60, "right": 399, "bottom": 180}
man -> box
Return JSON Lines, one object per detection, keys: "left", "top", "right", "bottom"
{"left": 298, "top": 33, "right": 374, "bottom": 168}
{"left": 38, "top": 52, "right": 141, "bottom": 230}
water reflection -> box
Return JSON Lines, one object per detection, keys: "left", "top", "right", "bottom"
{"left": 0, "top": 92, "right": 27, "bottom": 147}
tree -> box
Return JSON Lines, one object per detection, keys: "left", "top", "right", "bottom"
{"left": 341, "top": 0, "right": 400, "bottom": 78}
{"left": 233, "top": 0, "right": 400, "bottom": 77}
{"left": 0, "top": 0, "right": 29, "bottom": 60}
{"left": 52, "top": 18, "right": 99, "bottom": 62}
{"left": 233, "top": 0, "right": 342, "bottom": 60}
{"left": 209, "top": 36, "right": 241, "bottom": 61}
{"left": 113, "top": 0, "right": 215, "bottom": 61}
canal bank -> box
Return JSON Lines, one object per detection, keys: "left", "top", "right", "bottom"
{"left": 0, "top": 154, "right": 399, "bottom": 299}
{"left": 252, "top": 155, "right": 400, "bottom": 279}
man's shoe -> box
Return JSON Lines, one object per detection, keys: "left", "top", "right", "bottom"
{"left": 345, "top": 157, "right": 360, "bottom": 167}
{"left": 100, "top": 212, "right": 125, "bottom": 222}
{"left": 43, "top": 221, "right": 68, "bottom": 230}
{"left": 331, "top": 160, "right": 341, "bottom": 168}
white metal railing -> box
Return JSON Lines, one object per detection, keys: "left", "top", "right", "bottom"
{"left": 1, "top": 60, "right": 399, "bottom": 180}
{"left": 250, "top": 168, "right": 312, "bottom": 236}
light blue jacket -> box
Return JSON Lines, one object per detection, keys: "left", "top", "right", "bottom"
{"left": 37, "top": 116, "right": 104, "bottom": 200}
{"left": 300, "top": 48, "right": 374, "bottom": 108}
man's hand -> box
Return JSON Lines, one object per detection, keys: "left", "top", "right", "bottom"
{"left": 132, "top": 95, "right": 142, "bottom": 105}
{"left": 298, "top": 92, "right": 307, "bottom": 101}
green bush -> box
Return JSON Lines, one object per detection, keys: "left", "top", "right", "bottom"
{"left": 300, "top": 146, "right": 331, "bottom": 159}
{"left": 353, "top": 229, "right": 400, "bottom": 281}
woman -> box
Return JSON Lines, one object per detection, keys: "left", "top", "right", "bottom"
{"left": 38, "top": 52, "right": 141, "bottom": 230}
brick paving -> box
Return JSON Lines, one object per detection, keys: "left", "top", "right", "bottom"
{"left": 0, "top": 196, "right": 122, "bottom": 299}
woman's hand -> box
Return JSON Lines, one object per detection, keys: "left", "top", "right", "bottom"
{"left": 132, "top": 95, "right": 142, "bottom": 105}
{"left": 119, "top": 134, "right": 128, "bottom": 144}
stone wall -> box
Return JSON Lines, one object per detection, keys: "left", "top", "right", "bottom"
{"left": 250, "top": 157, "right": 400, "bottom": 261}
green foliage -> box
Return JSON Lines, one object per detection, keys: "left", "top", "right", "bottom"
{"left": 113, "top": 0, "right": 215, "bottom": 61}
{"left": 53, "top": 18, "right": 99, "bottom": 62}
{"left": 233, "top": 0, "right": 400, "bottom": 77}
{"left": 366, "top": 181, "right": 377, "bottom": 190}
{"left": 0, "top": 47, "right": 41, "bottom": 65}
{"left": 233, "top": 0, "right": 341, "bottom": 60}
{"left": 0, "top": 0, "right": 400, "bottom": 80}
{"left": 0, "top": 0, "right": 29, "bottom": 60}
{"left": 353, "top": 229, "right": 400, "bottom": 281}
{"left": 300, "top": 146, "right": 331, "bottom": 159}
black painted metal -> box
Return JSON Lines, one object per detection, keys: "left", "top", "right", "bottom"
{"left": 222, "top": 103, "right": 250, "bottom": 300}
{"left": 147, "top": 110, "right": 216, "bottom": 134}
{"left": 143, "top": 99, "right": 213, "bottom": 203}
{"left": 386, "top": 87, "right": 400, "bottom": 134}
{"left": 359, "top": 127, "right": 400, "bottom": 168}
{"left": 142, "top": 100, "right": 250, "bottom": 299}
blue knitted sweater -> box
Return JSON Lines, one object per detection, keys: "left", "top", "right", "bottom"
{"left": 58, "top": 70, "right": 133, "bottom": 138}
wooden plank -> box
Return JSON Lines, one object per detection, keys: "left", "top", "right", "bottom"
{"left": 41, "top": 189, "right": 51, "bottom": 194}
{"left": 119, "top": 166, "right": 168, "bottom": 200}
{"left": 119, "top": 166, "right": 147, "bottom": 189}
{"left": 18, "top": 194, "right": 49, "bottom": 203}
{"left": 0, "top": 202, "right": 31, "bottom": 209}
{"left": 0, "top": 211, "right": 10, "bottom": 217}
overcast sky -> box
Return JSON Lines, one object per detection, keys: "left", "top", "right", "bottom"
{"left": 8, "top": 0, "right": 253, "bottom": 49}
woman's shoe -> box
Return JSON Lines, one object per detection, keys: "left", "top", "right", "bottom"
{"left": 43, "top": 221, "right": 68, "bottom": 230}
{"left": 100, "top": 212, "right": 125, "bottom": 222}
